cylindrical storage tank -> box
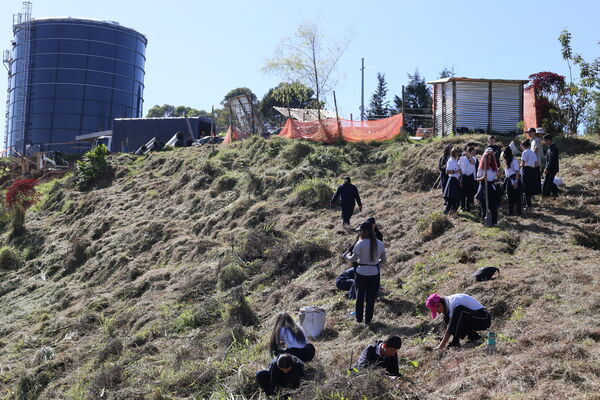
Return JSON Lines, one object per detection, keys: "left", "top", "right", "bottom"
{"left": 6, "top": 17, "right": 147, "bottom": 154}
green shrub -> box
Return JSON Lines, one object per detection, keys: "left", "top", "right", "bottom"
{"left": 212, "top": 172, "right": 239, "bottom": 192}
{"left": 173, "top": 309, "right": 201, "bottom": 332}
{"left": 281, "top": 141, "right": 313, "bottom": 166}
{"left": 0, "top": 246, "right": 23, "bottom": 270}
{"left": 227, "top": 288, "right": 258, "bottom": 326}
{"left": 76, "top": 144, "right": 113, "bottom": 190}
{"left": 291, "top": 179, "right": 334, "bottom": 208}
{"left": 218, "top": 264, "right": 247, "bottom": 290}
{"left": 417, "top": 211, "right": 452, "bottom": 241}
{"left": 307, "top": 147, "right": 342, "bottom": 172}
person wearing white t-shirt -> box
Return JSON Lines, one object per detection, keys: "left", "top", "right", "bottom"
{"left": 476, "top": 148, "right": 499, "bottom": 226}
{"left": 425, "top": 293, "right": 491, "bottom": 349}
{"left": 520, "top": 139, "right": 541, "bottom": 210}
{"left": 269, "top": 312, "right": 315, "bottom": 362}
{"left": 459, "top": 146, "right": 478, "bottom": 212}
{"left": 443, "top": 147, "right": 462, "bottom": 214}
{"left": 502, "top": 146, "right": 522, "bottom": 216}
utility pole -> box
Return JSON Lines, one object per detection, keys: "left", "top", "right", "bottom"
{"left": 360, "top": 58, "right": 365, "bottom": 121}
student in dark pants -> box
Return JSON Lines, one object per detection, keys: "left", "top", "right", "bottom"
{"left": 355, "top": 335, "right": 402, "bottom": 377}
{"left": 345, "top": 221, "right": 386, "bottom": 324}
{"left": 542, "top": 134, "right": 560, "bottom": 197}
{"left": 439, "top": 145, "right": 452, "bottom": 203}
{"left": 331, "top": 176, "right": 362, "bottom": 228}
{"left": 503, "top": 146, "right": 522, "bottom": 216}
{"left": 269, "top": 312, "right": 316, "bottom": 363}
{"left": 256, "top": 354, "right": 305, "bottom": 396}
{"left": 443, "top": 147, "right": 462, "bottom": 215}
{"left": 459, "top": 146, "right": 478, "bottom": 212}
{"left": 426, "top": 293, "right": 491, "bottom": 349}
{"left": 520, "top": 139, "right": 540, "bottom": 210}
{"left": 476, "top": 148, "right": 499, "bottom": 226}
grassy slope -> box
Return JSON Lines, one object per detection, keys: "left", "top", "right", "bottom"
{"left": 0, "top": 135, "right": 599, "bottom": 400}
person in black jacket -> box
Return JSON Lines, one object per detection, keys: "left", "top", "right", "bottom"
{"left": 355, "top": 335, "right": 402, "bottom": 377}
{"left": 331, "top": 177, "right": 362, "bottom": 228}
{"left": 256, "top": 354, "right": 305, "bottom": 396}
{"left": 542, "top": 134, "right": 560, "bottom": 197}
{"left": 438, "top": 145, "right": 452, "bottom": 204}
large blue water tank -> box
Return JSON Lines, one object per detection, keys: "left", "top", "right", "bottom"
{"left": 6, "top": 17, "right": 147, "bottom": 153}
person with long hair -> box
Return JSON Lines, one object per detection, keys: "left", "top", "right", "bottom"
{"left": 459, "top": 146, "right": 478, "bottom": 212}
{"left": 503, "top": 146, "right": 522, "bottom": 216}
{"left": 443, "top": 147, "right": 462, "bottom": 214}
{"left": 269, "top": 312, "right": 315, "bottom": 363}
{"left": 438, "top": 145, "right": 452, "bottom": 203}
{"left": 345, "top": 221, "right": 386, "bottom": 324}
{"left": 476, "top": 148, "right": 499, "bottom": 226}
{"left": 520, "top": 139, "right": 540, "bottom": 210}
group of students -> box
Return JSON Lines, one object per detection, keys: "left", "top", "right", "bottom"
{"left": 256, "top": 291, "right": 492, "bottom": 395}
{"left": 439, "top": 128, "right": 560, "bottom": 226}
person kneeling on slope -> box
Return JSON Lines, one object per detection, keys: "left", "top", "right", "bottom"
{"left": 256, "top": 354, "right": 305, "bottom": 396}
{"left": 355, "top": 335, "right": 402, "bottom": 377}
{"left": 269, "top": 312, "right": 316, "bottom": 363}
{"left": 426, "top": 293, "right": 491, "bottom": 349}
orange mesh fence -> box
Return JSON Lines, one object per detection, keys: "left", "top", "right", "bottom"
{"left": 222, "top": 125, "right": 250, "bottom": 144}
{"left": 278, "top": 113, "right": 404, "bottom": 143}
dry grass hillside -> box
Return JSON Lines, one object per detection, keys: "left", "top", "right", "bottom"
{"left": 0, "top": 134, "right": 599, "bottom": 400}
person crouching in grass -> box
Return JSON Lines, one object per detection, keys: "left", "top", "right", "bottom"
{"left": 426, "top": 293, "right": 491, "bottom": 349}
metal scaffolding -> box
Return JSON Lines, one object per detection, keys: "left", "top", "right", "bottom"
{"left": 4, "top": 2, "right": 32, "bottom": 154}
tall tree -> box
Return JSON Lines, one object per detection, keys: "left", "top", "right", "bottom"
{"left": 146, "top": 104, "right": 209, "bottom": 118}
{"left": 558, "top": 30, "right": 592, "bottom": 134}
{"left": 395, "top": 70, "right": 432, "bottom": 134}
{"left": 367, "top": 73, "right": 390, "bottom": 120}
{"left": 439, "top": 66, "right": 455, "bottom": 79}
{"left": 260, "top": 81, "right": 318, "bottom": 127}
{"left": 262, "top": 20, "right": 349, "bottom": 112}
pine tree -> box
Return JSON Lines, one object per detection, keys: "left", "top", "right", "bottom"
{"left": 395, "top": 70, "right": 432, "bottom": 134}
{"left": 367, "top": 73, "right": 390, "bottom": 120}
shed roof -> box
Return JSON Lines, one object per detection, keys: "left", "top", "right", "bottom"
{"left": 427, "top": 77, "right": 529, "bottom": 85}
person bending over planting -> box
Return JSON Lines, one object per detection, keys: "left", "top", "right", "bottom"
{"left": 355, "top": 335, "right": 402, "bottom": 377}
{"left": 256, "top": 354, "right": 305, "bottom": 396}
{"left": 426, "top": 293, "right": 491, "bottom": 349}
{"left": 269, "top": 312, "right": 315, "bottom": 363}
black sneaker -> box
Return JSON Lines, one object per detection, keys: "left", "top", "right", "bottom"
{"left": 447, "top": 340, "right": 461, "bottom": 348}
{"left": 468, "top": 332, "right": 481, "bottom": 342}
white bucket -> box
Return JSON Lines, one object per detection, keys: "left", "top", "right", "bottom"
{"left": 553, "top": 177, "right": 563, "bottom": 186}
{"left": 298, "top": 306, "right": 326, "bottom": 338}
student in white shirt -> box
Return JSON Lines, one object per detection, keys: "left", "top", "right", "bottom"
{"left": 476, "top": 148, "right": 499, "bottom": 226}
{"left": 425, "top": 293, "right": 491, "bottom": 349}
{"left": 443, "top": 147, "right": 462, "bottom": 215}
{"left": 520, "top": 139, "right": 541, "bottom": 210}
{"left": 345, "top": 221, "right": 386, "bottom": 324}
{"left": 503, "top": 146, "right": 522, "bottom": 216}
{"left": 269, "top": 312, "right": 315, "bottom": 362}
{"left": 459, "top": 146, "right": 478, "bottom": 212}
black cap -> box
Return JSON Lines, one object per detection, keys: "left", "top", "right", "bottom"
{"left": 527, "top": 128, "right": 536, "bottom": 133}
{"left": 359, "top": 221, "right": 373, "bottom": 232}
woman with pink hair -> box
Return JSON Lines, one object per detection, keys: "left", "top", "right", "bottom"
{"left": 425, "top": 293, "right": 491, "bottom": 350}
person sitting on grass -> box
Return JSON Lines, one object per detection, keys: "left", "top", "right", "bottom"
{"left": 269, "top": 312, "right": 315, "bottom": 363}
{"left": 425, "top": 293, "right": 491, "bottom": 350}
{"left": 355, "top": 335, "right": 402, "bottom": 377}
{"left": 256, "top": 354, "right": 305, "bottom": 396}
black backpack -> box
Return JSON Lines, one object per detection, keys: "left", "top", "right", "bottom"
{"left": 473, "top": 267, "right": 500, "bottom": 282}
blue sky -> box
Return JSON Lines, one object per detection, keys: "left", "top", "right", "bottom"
{"left": 1, "top": 0, "right": 599, "bottom": 123}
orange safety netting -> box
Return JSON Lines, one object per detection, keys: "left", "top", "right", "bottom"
{"left": 278, "top": 113, "right": 404, "bottom": 143}
{"left": 222, "top": 125, "right": 250, "bottom": 144}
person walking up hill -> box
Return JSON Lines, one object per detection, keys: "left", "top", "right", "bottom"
{"left": 331, "top": 176, "right": 362, "bottom": 228}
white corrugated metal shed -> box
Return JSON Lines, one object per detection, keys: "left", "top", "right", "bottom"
{"left": 427, "top": 77, "right": 529, "bottom": 136}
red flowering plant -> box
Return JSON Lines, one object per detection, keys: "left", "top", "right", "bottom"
{"left": 5, "top": 179, "right": 40, "bottom": 236}
{"left": 527, "top": 72, "right": 567, "bottom": 133}
{"left": 5, "top": 179, "right": 40, "bottom": 211}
